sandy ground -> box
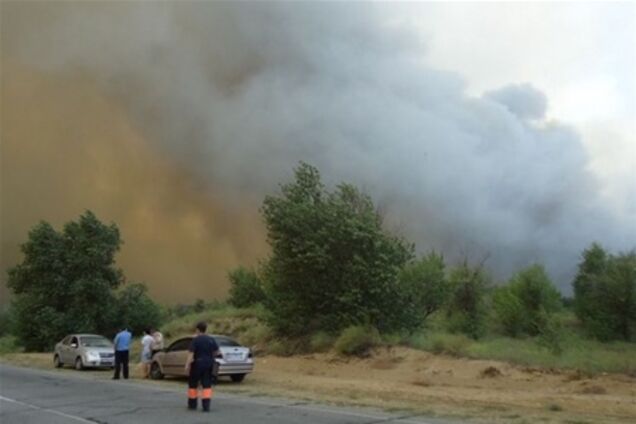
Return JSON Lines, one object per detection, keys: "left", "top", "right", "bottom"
{"left": 2, "top": 348, "right": 635, "bottom": 424}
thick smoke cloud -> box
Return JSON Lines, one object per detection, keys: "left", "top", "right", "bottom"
{"left": 2, "top": 1, "right": 633, "bottom": 296}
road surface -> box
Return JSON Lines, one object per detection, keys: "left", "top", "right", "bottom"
{"left": 0, "top": 364, "right": 456, "bottom": 424}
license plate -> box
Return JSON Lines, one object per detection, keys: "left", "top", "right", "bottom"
{"left": 225, "top": 353, "right": 243, "bottom": 361}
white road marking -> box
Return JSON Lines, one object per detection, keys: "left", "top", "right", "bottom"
{"left": 0, "top": 395, "right": 96, "bottom": 424}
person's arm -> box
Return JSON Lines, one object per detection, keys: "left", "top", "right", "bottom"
{"left": 113, "top": 333, "right": 119, "bottom": 346}
{"left": 185, "top": 339, "right": 195, "bottom": 372}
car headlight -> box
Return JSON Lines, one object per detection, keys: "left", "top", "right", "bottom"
{"left": 86, "top": 351, "right": 100, "bottom": 361}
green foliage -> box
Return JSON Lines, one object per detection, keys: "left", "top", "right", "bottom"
{"left": 7, "top": 212, "right": 123, "bottom": 350}
{"left": 573, "top": 243, "right": 636, "bottom": 341}
{"left": 493, "top": 264, "right": 562, "bottom": 337}
{"left": 6, "top": 211, "right": 161, "bottom": 350}
{"left": 228, "top": 266, "right": 267, "bottom": 308}
{"left": 113, "top": 283, "right": 164, "bottom": 334}
{"left": 0, "top": 335, "right": 22, "bottom": 354}
{"left": 397, "top": 252, "right": 450, "bottom": 329}
{"left": 262, "top": 162, "right": 414, "bottom": 336}
{"left": 445, "top": 261, "right": 489, "bottom": 339}
{"left": 0, "top": 307, "right": 14, "bottom": 337}
{"left": 310, "top": 331, "right": 336, "bottom": 352}
{"left": 334, "top": 325, "right": 381, "bottom": 356}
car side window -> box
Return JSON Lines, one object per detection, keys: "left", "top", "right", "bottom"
{"left": 168, "top": 339, "right": 191, "bottom": 352}
{"left": 70, "top": 337, "right": 79, "bottom": 346}
{"left": 62, "top": 336, "right": 72, "bottom": 345}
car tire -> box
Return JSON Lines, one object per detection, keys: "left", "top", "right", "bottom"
{"left": 230, "top": 373, "right": 245, "bottom": 383}
{"left": 149, "top": 362, "right": 164, "bottom": 380}
{"left": 74, "top": 357, "right": 84, "bottom": 371}
{"left": 54, "top": 354, "right": 63, "bottom": 368}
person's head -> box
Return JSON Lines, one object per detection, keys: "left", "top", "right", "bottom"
{"left": 144, "top": 328, "right": 151, "bottom": 335}
{"left": 195, "top": 321, "right": 207, "bottom": 334}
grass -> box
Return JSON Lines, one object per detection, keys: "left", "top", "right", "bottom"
{"left": 3, "top": 303, "right": 635, "bottom": 376}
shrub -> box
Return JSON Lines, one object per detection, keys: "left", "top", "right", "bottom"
{"left": 0, "top": 335, "right": 22, "bottom": 354}
{"left": 310, "top": 331, "right": 336, "bottom": 352}
{"left": 397, "top": 252, "right": 450, "bottom": 329}
{"left": 493, "top": 264, "right": 561, "bottom": 337}
{"left": 429, "top": 333, "right": 471, "bottom": 356}
{"left": 334, "top": 325, "right": 381, "bottom": 356}
{"left": 445, "top": 261, "right": 489, "bottom": 339}
{"left": 228, "top": 266, "right": 267, "bottom": 308}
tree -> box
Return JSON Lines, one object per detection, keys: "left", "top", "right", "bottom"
{"left": 228, "top": 266, "right": 267, "bottom": 308}
{"left": 113, "top": 283, "right": 163, "bottom": 335}
{"left": 492, "top": 264, "right": 561, "bottom": 337}
{"left": 7, "top": 211, "right": 160, "bottom": 350}
{"left": 573, "top": 244, "right": 636, "bottom": 341}
{"left": 445, "top": 261, "right": 490, "bottom": 339}
{"left": 398, "top": 252, "right": 450, "bottom": 328}
{"left": 261, "top": 162, "right": 414, "bottom": 336}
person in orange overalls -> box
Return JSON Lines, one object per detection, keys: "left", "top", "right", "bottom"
{"left": 184, "top": 321, "right": 219, "bottom": 412}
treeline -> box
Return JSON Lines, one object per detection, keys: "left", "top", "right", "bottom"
{"left": 229, "top": 163, "right": 636, "bottom": 348}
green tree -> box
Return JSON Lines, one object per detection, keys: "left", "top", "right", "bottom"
{"left": 493, "top": 264, "right": 561, "bottom": 337}
{"left": 262, "top": 162, "right": 414, "bottom": 336}
{"left": 573, "top": 244, "right": 635, "bottom": 341}
{"left": 228, "top": 266, "right": 267, "bottom": 308}
{"left": 398, "top": 252, "right": 450, "bottom": 328}
{"left": 113, "top": 283, "right": 163, "bottom": 335}
{"left": 7, "top": 211, "right": 160, "bottom": 350}
{"left": 446, "top": 261, "right": 489, "bottom": 339}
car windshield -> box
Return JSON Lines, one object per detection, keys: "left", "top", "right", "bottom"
{"left": 214, "top": 336, "right": 241, "bottom": 347}
{"left": 80, "top": 336, "right": 112, "bottom": 347}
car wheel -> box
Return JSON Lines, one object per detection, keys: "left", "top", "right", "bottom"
{"left": 230, "top": 373, "right": 245, "bottom": 383}
{"left": 74, "top": 357, "right": 84, "bottom": 371}
{"left": 53, "top": 354, "right": 63, "bottom": 368}
{"left": 150, "top": 362, "right": 164, "bottom": 380}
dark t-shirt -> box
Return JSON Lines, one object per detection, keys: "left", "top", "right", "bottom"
{"left": 189, "top": 335, "right": 219, "bottom": 365}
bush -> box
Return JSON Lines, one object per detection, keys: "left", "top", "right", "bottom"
{"left": 0, "top": 335, "right": 22, "bottom": 354}
{"left": 493, "top": 264, "right": 561, "bottom": 337}
{"left": 228, "top": 266, "right": 267, "bottom": 308}
{"left": 239, "top": 322, "right": 273, "bottom": 347}
{"left": 397, "top": 252, "right": 450, "bottom": 329}
{"left": 428, "top": 333, "right": 472, "bottom": 356}
{"left": 445, "top": 261, "right": 489, "bottom": 339}
{"left": 334, "top": 325, "right": 381, "bottom": 356}
{"left": 310, "top": 331, "right": 336, "bottom": 352}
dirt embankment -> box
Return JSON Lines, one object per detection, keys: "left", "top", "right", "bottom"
{"left": 2, "top": 347, "right": 635, "bottom": 424}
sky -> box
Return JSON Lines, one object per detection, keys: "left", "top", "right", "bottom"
{"left": 386, "top": 1, "right": 635, "bottom": 213}
{"left": 1, "top": 1, "right": 634, "bottom": 302}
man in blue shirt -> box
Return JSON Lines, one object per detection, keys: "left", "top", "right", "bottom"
{"left": 113, "top": 326, "right": 132, "bottom": 380}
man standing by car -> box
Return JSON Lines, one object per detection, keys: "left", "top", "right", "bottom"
{"left": 112, "top": 326, "right": 131, "bottom": 380}
{"left": 185, "top": 321, "right": 219, "bottom": 412}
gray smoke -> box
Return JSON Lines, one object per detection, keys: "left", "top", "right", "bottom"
{"left": 3, "top": 1, "right": 634, "bottom": 291}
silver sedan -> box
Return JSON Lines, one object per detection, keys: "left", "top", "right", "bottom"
{"left": 53, "top": 334, "right": 115, "bottom": 370}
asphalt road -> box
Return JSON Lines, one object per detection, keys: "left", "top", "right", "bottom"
{"left": 0, "top": 364, "right": 457, "bottom": 424}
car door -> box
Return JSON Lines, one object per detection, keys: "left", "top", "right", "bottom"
{"left": 162, "top": 338, "right": 191, "bottom": 376}
{"left": 67, "top": 336, "right": 80, "bottom": 362}
{"left": 58, "top": 336, "right": 71, "bottom": 363}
